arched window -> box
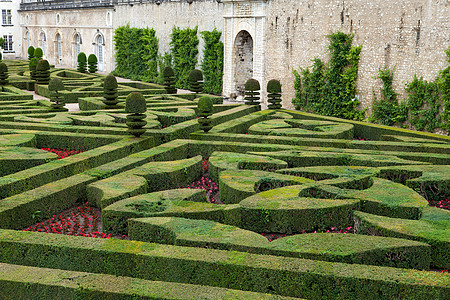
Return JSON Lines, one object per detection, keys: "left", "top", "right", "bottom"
{"left": 74, "top": 33, "right": 81, "bottom": 66}
{"left": 26, "top": 31, "right": 31, "bottom": 50}
{"left": 41, "top": 32, "right": 46, "bottom": 57}
{"left": 96, "top": 33, "right": 104, "bottom": 71}
{"left": 56, "top": 33, "right": 62, "bottom": 64}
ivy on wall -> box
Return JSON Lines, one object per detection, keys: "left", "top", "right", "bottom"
{"left": 369, "top": 68, "right": 408, "bottom": 126}
{"left": 113, "top": 25, "right": 158, "bottom": 82}
{"left": 292, "top": 32, "right": 365, "bottom": 121}
{"left": 201, "top": 29, "right": 224, "bottom": 95}
{"left": 370, "top": 48, "right": 449, "bottom": 133}
{"left": 170, "top": 26, "right": 199, "bottom": 89}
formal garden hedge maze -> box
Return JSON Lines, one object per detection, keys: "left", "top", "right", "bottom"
{"left": 0, "top": 60, "right": 448, "bottom": 299}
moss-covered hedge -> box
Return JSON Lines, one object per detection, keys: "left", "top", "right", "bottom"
{"left": 0, "top": 230, "right": 448, "bottom": 299}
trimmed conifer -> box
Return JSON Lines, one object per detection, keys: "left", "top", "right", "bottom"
{"left": 88, "top": 54, "right": 98, "bottom": 73}
{"left": 163, "top": 66, "right": 177, "bottom": 94}
{"left": 267, "top": 79, "right": 282, "bottom": 109}
{"left": 244, "top": 78, "right": 260, "bottom": 105}
{"left": 197, "top": 96, "right": 214, "bottom": 132}
{"left": 77, "top": 52, "right": 87, "bottom": 73}
{"left": 48, "top": 78, "right": 65, "bottom": 110}
{"left": 103, "top": 74, "right": 119, "bottom": 107}
{"left": 125, "top": 92, "right": 147, "bottom": 137}
{"left": 189, "top": 69, "right": 203, "bottom": 93}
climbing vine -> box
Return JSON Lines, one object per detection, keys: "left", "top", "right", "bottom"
{"left": 370, "top": 68, "right": 408, "bottom": 126}
{"left": 170, "top": 26, "right": 199, "bottom": 89}
{"left": 113, "top": 25, "right": 158, "bottom": 82}
{"left": 292, "top": 32, "right": 365, "bottom": 121}
{"left": 370, "top": 48, "right": 449, "bottom": 133}
{"left": 201, "top": 29, "right": 224, "bottom": 95}
{"left": 156, "top": 52, "right": 173, "bottom": 85}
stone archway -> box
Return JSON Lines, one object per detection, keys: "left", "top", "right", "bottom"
{"left": 233, "top": 30, "right": 253, "bottom": 97}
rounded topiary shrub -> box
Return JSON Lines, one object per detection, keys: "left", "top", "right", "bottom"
{"left": 28, "top": 46, "right": 35, "bottom": 60}
{"left": 189, "top": 69, "right": 203, "bottom": 94}
{"left": 35, "top": 59, "right": 50, "bottom": 85}
{"left": 163, "top": 66, "right": 177, "bottom": 94}
{"left": 244, "top": 78, "right": 261, "bottom": 105}
{"left": 0, "top": 62, "right": 9, "bottom": 89}
{"left": 48, "top": 78, "right": 65, "bottom": 110}
{"left": 125, "top": 92, "right": 147, "bottom": 137}
{"left": 267, "top": 79, "right": 282, "bottom": 109}
{"left": 88, "top": 54, "right": 98, "bottom": 73}
{"left": 34, "top": 47, "right": 43, "bottom": 59}
{"left": 103, "top": 74, "right": 119, "bottom": 107}
{"left": 29, "top": 57, "right": 38, "bottom": 81}
{"left": 197, "top": 96, "right": 214, "bottom": 132}
{"left": 77, "top": 52, "right": 87, "bottom": 73}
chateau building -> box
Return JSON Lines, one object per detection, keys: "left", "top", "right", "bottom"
{"left": 1, "top": 0, "right": 21, "bottom": 58}
{"left": 6, "top": 0, "right": 450, "bottom": 108}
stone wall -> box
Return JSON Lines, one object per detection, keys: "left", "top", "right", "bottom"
{"left": 264, "top": 0, "right": 450, "bottom": 110}
{"left": 114, "top": 0, "right": 223, "bottom": 65}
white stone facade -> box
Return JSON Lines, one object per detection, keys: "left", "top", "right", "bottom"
{"left": 1, "top": 0, "right": 21, "bottom": 59}
{"left": 13, "top": 0, "right": 450, "bottom": 110}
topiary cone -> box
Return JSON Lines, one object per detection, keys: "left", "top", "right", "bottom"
{"left": 29, "top": 57, "right": 38, "bottom": 81}
{"left": 189, "top": 69, "right": 203, "bottom": 94}
{"left": 88, "top": 54, "right": 98, "bottom": 73}
{"left": 35, "top": 59, "right": 50, "bottom": 85}
{"left": 197, "top": 96, "right": 214, "bottom": 132}
{"left": 163, "top": 66, "right": 177, "bottom": 94}
{"left": 28, "top": 46, "right": 35, "bottom": 60}
{"left": 77, "top": 52, "right": 87, "bottom": 73}
{"left": 267, "top": 79, "right": 282, "bottom": 109}
{"left": 48, "top": 78, "right": 65, "bottom": 110}
{"left": 244, "top": 78, "right": 261, "bottom": 105}
{"left": 34, "top": 48, "right": 43, "bottom": 59}
{"left": 125, "top": 92, "right": 147, "bottom": 137}
{"left": 103, "top": 74, "right": 119, "bottom": 107}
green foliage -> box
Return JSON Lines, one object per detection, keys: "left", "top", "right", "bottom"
{"left": 244, "top": 79, "right": 260, "bottom": 105}
{"left": 0, "top": 63, "right": 9, "bottom": 88}
{"left": 87, "top": 54, "right": 98, "bottom": 73}
{"left": 0, "top": 37, "right": 4, "bottom": 49}
{"left": 170, "top": 26, "right": 199, "bottom": 89}
{"left": 48, "top": 78, "right": 64, "bottom": 91}
{"left": 35, "top": 59, "right": 50, "bottom": 85}
{"left": 440, "top": 48, "right": 450, "bottom": 130}
{"left": 197, "top": 96, "right": 214, "bottom": 132}
{"left": 48, "top": 78, "right": 64, "bottom": 109}
{"left": 77, "top": 52, "right": 87, "bottom": 73}
{"left": 34, "top": 48, "right": 43, "bottom": 59}
{"left": 103, "top": 74, "right": 119, "bottom": 107}
{"left": 162, "top": 66, "right": 176, "bottom": 94}
{"left": 156, "top": 52, "right": 173, "bottom": 85}
{"left": 29, "top": 57, "right": 38, "bottom": 81}
{"left": 126, "top": 92, "right": 147, "bottom": 114}
{"left": 126, "top": 92, "right": 147, "bottom": 137}
{"left": 28, "top": 46, "right": 35, "bottom": 60}
{"left": 267, "top": 79, "right": 282, "bottom": 109}
{"left": 113, "top": 25, "right": 159, "bottom": 82}
{"left": 292, "top": 32, "right": 365, "bottom": 120}
{"left": 188, "top": 69, "right": 203, "bottom": 93}
{"left": 405, "top": 75, "right": 441, "bottom": 132}
{"left": 370, "top": 68, "right": 408, "bottom": 126}
{"left": 201, "top": 29, "right": 224, "bottom": 95}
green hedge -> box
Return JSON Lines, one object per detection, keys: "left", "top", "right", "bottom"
{"left": 354, "top": 208, "right": 450, "bottom": 269}
{"left": 129, "top": 216, "right": 430, "bottom": 270}
{"left": 0, "top": 263, "right": 289, "bottom": 299}
{"left": 0, "top": 229, "right": 448, "bottom": 299}
{"left": 87, "top": 155, "right": 203, "bottom": 208}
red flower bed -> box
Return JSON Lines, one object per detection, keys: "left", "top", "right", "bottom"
{"left": 23, "top": 202, "right": 112, "bottom": 239}
{"left": 40, "top": 148, "right": 85, "bottom": 159}
{"left": 434, "top": 199, "right": 449, "bottom": 210}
